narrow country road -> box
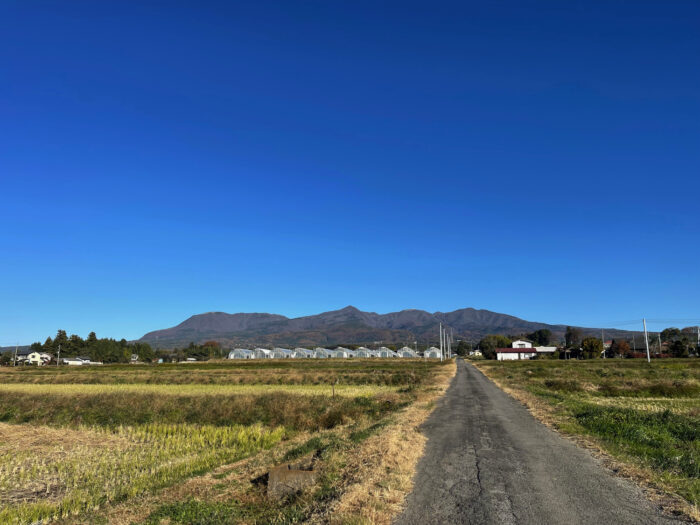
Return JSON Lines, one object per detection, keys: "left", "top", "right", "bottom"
{"left": 396, "top": 359, "right": 686, "bottom": 525}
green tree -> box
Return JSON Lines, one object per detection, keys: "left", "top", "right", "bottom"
{"left": 527, "top": 329, "right": 552, "bottom": 346}
{"left": 670, "top": 340, "right": 689, "bottom": 358}
{"left": 611, "top": 339, "right": 631, "bottom": 357}
{"left": 565, "top": 327, "right": 583, "bottom": 348}
{"left": 478, "top": 335, "right": 512, "bottom": 360}
{"left": 660, "top": 327, "right": 681, "bottom": 342}
{"left": 0, "top": 352, "right": 11, "bottom": 366}
{"left": 54, "top": 330, "right": 68, "bottom": 350}
{"left": 581, "top": 337, "right": 603, "bottom": 359}
{"left": 455, "top": 340, "right": 469, "bottom": 356}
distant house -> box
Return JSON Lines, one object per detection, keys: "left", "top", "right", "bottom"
{"left": 495, "top": 348, "right": 537, "bottom": 360}
{"left": 397, "top": 346, "right": 417, "bottom": 357}
{"left": 511, "top": 340, "right": 533, "bottom": 349}
{"left": 535, "top": 346, "right": 557, "bottom": 355}
{"left": 14, "top": 349, "right": 32, "bottom": 364}
{"left": 61, "top": 356, "right": 90, "bottom": 366}
{"left": 228, "top": 348, "right": 254, "bottom": 359}
{"left": 424, "top": 347, "right": 441, "bottom": 359}
{"left": 27, "top": 352, "right": 51, "bottom": 365}
{"left": 469, "top": 350, "right": 482, "bottom": 357}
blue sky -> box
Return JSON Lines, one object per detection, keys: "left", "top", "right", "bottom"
{"left": 1, "top": 1, "right": 699, "bottom": 344}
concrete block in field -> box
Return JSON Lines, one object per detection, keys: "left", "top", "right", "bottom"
{"left": 267, "top": 454, "right": 317, "bottom": 500}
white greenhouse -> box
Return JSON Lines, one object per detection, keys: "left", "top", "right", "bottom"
{"left": 424, "top": 346, "right": 442, "bottom": 359}
{"left": 228, "top": 348, "right": 254, "bottom": 359}
{"left": 272, "top": 347, "right": 295, "bottom": 359}
{"left": 313, "top": 347, "right": 332, "bottom": 358}
{"left": 355, "top": 347, "right": 373, "bottom": 358}
{"left": 254, "top": 348, "right": 272, "bottom": 359}
{"left": 294, "top": 348, "right": 314, "bottom": 358}
{"left": 397, "top": 347, "right": 417, "bottom": 357}
{"left": 378, "top": 347, "right": 398, "bottom": 358}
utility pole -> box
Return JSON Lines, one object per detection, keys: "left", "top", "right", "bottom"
{"left": 657, "top": 333, "right": 662, "bottom": 356}
{"left": 602, "top": 329, "right": 605, "bottom": 359}
{"left": 643, "top": 318, "right": 651, "bottom": 363}
{"left": 13, "top": 343, "right": 18, "bottom": 366}
{"left": 57, "top": 344, "right": 61, "bottom": 366}
{"left": 439, "top": 323, "right": 443, "bottom": 362}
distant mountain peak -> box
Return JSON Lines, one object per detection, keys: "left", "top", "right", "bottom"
{"left": 138, "top": 306, "right": 634, "bottom": 349}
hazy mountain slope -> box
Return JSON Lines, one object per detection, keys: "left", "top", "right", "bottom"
{"left": 138, "top": 306, "right": 635, "bottom": 348}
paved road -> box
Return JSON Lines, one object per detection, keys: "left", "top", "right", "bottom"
{"left": 396, "top": 359, "right": 686, "bottom": 525}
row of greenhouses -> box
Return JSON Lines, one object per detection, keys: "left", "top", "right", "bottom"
{"left": 227, "top": 346, "right": 444, "bottom": 359}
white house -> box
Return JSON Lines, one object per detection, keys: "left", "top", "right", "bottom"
{"left": 397, "top": 346, "right": 417, "bottom": 357}
{"left": 228, "top": 348, "right": 254, "bottom": 359}
{"left": 424, "top": 346, "right": 441, "bottom": 359}
{"left": 469, "top": 350, "right": 482, "bottom": 357}
{"left": 535, "top": 346, "right": 557, "bottom": 355}
{"left": 254, "top": 348, "right": 272, "bottom": 359}
{"left": 495, "top": 348, "right": 537, "bottom": 360}
{"left": 61, "top": 356, "right": 91, "bottom": 366}
{"left": 27, "top": 352, "right": 52, "bottom": 365}
{"left": 511, "top": 340, "right": 533, "bottom": 349}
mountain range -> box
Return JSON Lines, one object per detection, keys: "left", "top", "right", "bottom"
{"left": 138, "top": 306, "right": 635, "bottom": 348}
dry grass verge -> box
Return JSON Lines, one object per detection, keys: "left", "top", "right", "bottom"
{"left": 314, "top": 360, "right": 456, "bottom": 524}
{"left": 472, "top": 361, "right": 699, "bottom": 523}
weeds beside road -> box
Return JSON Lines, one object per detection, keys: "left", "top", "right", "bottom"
{"left": 473, "top": 359, "right": 699, "bottom": 519}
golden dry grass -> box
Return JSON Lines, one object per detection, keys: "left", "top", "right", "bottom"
{"left": 0, "top": 382, "right": 396, "bottom": 397}
{"left": 316, "top": 360, "right": 457, "bottom": 524}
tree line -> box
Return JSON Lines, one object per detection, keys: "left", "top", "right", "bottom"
{"left": 455, "top": 325, "right": 698, "bottom": 360}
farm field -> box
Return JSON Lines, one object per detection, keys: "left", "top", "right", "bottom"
{"left": 473, "top": 359, "right": 699, "bottom": 516}
{"left": 0, "top": 359, "right": 454, "bottom": 524}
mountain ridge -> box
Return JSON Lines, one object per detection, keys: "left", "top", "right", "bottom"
{"left": 139, "top": 306, "right": 636, "bottom": 348}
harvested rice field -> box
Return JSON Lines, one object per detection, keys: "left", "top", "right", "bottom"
{"left": 0, "top": 359, "right": 455, "bottom": 524}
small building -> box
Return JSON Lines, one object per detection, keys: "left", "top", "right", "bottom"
{"left": 469, "top": 350, "right": 482, "bottom": 357}
{"left": 397, "top": 347, "right": 417, "bottom": 357}
{"left": 61, "top": 356, "right": 90, "bottom": 366}
{"left": 424, "top": 347, "right": 441, "bottom": 359}
{"left": 511, "top": 340, "right": 533, "bottom": 349}
{"left": 534, "top": 346, "right": 557, "bottom": 355}
{"left": 228, "top": 348, "right": 254, "bottom": 359}
{"left": 27, "top": 352, "right": 52, "bottom": 365}
{"left": 495, "top": 348, "right": 537, "bottom": 361}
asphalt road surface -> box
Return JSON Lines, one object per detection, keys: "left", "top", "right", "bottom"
{"left": 396, "top": 359, "right": 686, "bottom": 525}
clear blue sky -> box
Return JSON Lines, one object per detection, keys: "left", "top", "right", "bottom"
{"left": 1, "top": 1, "right": 699, "bottom": 344}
